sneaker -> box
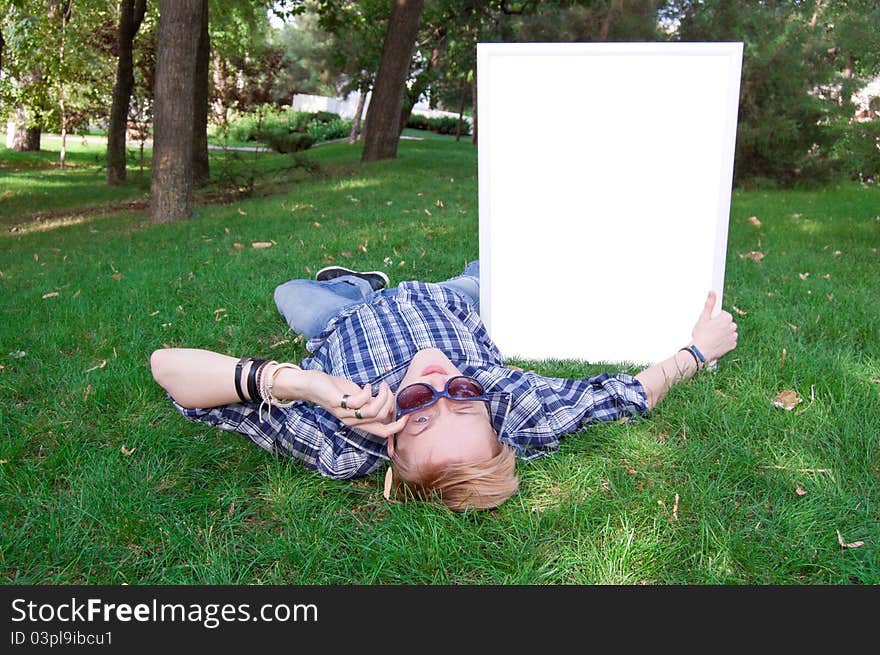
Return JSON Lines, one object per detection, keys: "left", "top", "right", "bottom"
{"left": 315, "top": 266, "right": 390, "bottom": 291}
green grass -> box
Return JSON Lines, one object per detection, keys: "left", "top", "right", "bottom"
{"left": 1, "top": 133, "right": 878, "bottom": 584}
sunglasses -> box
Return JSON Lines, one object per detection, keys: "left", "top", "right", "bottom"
{"left": 395, "top": 375, "right": 490, "bottom": 419}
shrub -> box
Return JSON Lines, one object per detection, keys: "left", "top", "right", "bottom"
{"left": 834, "top": 120, "right": 880, "bottom": 182}
{"left": 405, "top": 112, "right": 471, "bottom": 136}
{"left": 261, "top": 128, "right": 316, "bottom": 153}
{"left": 306, "top": 117, "right": 352, "bottom": 142}
{"left": 406, "top": 114, "right": 430, "bottom": 131}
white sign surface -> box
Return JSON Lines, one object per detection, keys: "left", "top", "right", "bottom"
{"left": 478, "top": 42, "right": 742, "bottom": 365}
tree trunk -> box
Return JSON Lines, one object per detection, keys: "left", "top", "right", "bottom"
{"left": 150, "top": 0, "right": 200, "bottom": 223}
{"left": 192, "top": 0, "right": 210, "bottom": 185}
{"left": 470, "top": 68, "right": 477, "bottom": 146}
{"left": 361, "top": 0, "right": 425, "bottom": 162}
{"left": 455, "top": 75, "right": 467, "bottom": 142}
{"left": 0, "top": 26, "right": 5, "bottom": 76}
{"left": 211, "top": 49, "right": 229, "bottom": 127}
{"left": 10, "top": 107, "right": 41, "bottom": 151}
{"left": 106, "top": 0, "right": 147, "bottom": 186}
{"left": 58, "top": 6, "right": 68, "bottom": 169}
{"left": 349, "top": 82, "right": 369, "bottom": 143}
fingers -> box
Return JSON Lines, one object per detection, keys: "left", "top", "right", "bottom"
{"left": 342, "top": 413, "right": 410, "bottom": 439}
{"left": 346, "top": 382, "right": 393, "bottom": 421}
{"left": 701, "top": 290, "right": 717, "bottom": 320}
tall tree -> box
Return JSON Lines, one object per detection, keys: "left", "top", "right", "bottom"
{"left": 192, "top": 0, "right": 210, "bottom": 185}
{"left": 106, "top": 0, "right": 147, "bottom": 185}
{"left": 150, "top": 0, "right": 200, "bottom": 223}
{"left": 361, "top": 0, "right": 425, "bottom": 162}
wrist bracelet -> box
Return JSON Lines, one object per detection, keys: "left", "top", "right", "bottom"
{"left": 689, "top": 344, "right": 707, "bottom": 365}
{"left": 679, "top": 347, "right": 701, "bottom": 370}
{"left": 234, "top": 356, "right": 251, "bottom": 402}
{"left": 246, "top": 358, "right": 266, "bottom": 402}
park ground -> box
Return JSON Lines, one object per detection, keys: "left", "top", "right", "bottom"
{"left": 0, "top": 132, "right": 878, "bottom": 584}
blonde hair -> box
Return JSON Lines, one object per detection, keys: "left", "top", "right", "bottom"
{"left": 390, "top": 441, "right": 520, "bottom": 511}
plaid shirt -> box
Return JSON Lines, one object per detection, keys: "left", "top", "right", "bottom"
{"left": 171, "top": 281, "right": 648, "bottom": 479}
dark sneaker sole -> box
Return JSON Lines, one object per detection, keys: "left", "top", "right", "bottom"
{"left": 315, "top": 266, "right": 390, "bottom": 291}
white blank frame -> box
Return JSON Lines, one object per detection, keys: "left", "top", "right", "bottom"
{"left": 478, "top": 42, "right": 743, "bottom": 365}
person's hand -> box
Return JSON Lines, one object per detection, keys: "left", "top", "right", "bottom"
{"left": 690, "top": 291, "right": 738, "bottom": 363}
{"left": 299, "top": 370, "right": 409, "bottom": 439}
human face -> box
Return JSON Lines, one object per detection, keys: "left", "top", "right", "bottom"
{"left": 389, "top": 348, "right": 497, "bottom": 468}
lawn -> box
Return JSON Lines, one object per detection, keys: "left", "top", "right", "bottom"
{"left": 0, "top": 132, "right": 878, "bottom": 584}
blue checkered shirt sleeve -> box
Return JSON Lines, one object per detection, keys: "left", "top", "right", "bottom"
{"left": 167, "top": 394, "right": 384, "bottom": 479}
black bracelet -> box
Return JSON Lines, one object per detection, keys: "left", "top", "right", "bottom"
{"left": 679, "top": 347, "right": 701, "bottom": 370}
{"left": 246, "top": 358, "right": 266, "bottom": 402}
{"left": 234, "top": 356, "right": 251, "bottom": 402}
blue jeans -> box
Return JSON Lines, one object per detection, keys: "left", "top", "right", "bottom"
{"left": 274, "top": 260, "right": 481, "bottom": 339}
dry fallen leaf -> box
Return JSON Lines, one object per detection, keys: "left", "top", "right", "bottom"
{"left": 383, "top": 467, "right": 393, "bottom": 500}
{"left": 787, "top": 322, "right": 799, "bottom": 333}
{"left": 798, "top": 272, "right": 810, "bottom": 280}
{"left": 120, "top": 444, "right": 136, "bottom": 456}
{"left": 748, "top": 215, "right": 762, "bottom": 228}
{"left": 111, "top": 273, "right": 122, "bottom": 281}
{"left": 772, "top": 389, "right": 802, "bottom": 410}
{"left": 233, "top": 242, "right": 244, "bottom": 249}
{"left": 673, "top": 493, "right": 680, "bottom": 520}
{"left": 837, "top": 530, "right": 864, "bottom": 549}
{"left": 42, "top": 291, "right": 59, "bottom": 299}
{"left": 795, "top": 486, "right": 807, "bottom": 496}
{"left": 237, "top": 208, "right": 247, "bottom": 215}
{"left": 740, "top": 251, "right": 764, "bottom": 262}
{"left": 780, "top": 348, "right": 787, "bottom": 366}
{"left": 424, "top": 209, "right": 432, "bottom": 217}
{"left": 358, "top": 243, "right": 368, "bottom": 253}
{"left": 732, "top": 304, "right": 747, "bottom": 316}
{"left": 251, "top": 241, "right": 273, "bottom": 249}
{"left": 84, "top": 359, "right": 108, "bottom": 374}
{"left": 213, "top": 308, "right": 226, "bottom": 321}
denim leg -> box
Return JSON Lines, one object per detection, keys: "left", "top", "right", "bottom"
{"left": 437, "top": 260, "right": 480, "bottom": 312}
{"left": 274, "top": 275, "right": 374, "bottom": 339}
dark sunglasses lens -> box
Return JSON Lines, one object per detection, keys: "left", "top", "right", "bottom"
{"left": 447, "top": 377, "right": 483, "bottom": 398}
{"left": 397, "top": 384, "right": 435, "bottom": 410}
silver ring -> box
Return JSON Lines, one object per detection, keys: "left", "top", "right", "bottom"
{"left": 355, "top": 408, "right": 363, "bottom": 420}
{"left": 341, "top": 394, "right": 350, "bottom": 409}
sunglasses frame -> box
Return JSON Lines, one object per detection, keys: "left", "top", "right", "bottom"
{"left": 395, "top": 375, "right": 491, "bottom": 419}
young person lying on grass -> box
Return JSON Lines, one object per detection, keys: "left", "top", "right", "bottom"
{"left": 151, "top": 261, "right": 738, "bottom": 511}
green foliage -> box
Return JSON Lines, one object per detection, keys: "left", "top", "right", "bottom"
{"left": 405, "top": 113, "right": 470, "bottom": 136}
{"left": 832, "top": 120, "right": 880, "bottom": 182}
{"left": 224, "top": 107, "right": 348, "bottom": 152}
{"left": 672, "top": 0, "right": 880, "bottom": 187}
{"left": 306, "top": 116, "right": 352, "bottom": 142}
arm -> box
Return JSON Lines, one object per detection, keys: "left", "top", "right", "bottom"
{"left": 634, "top": 291, "right": 738, "bottom": 411}
{"left": 150, "top": 348, "right": 408, "bottom": 438}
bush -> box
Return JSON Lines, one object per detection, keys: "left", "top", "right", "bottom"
{"left": 261, "top": 128, "right": 316, "bottom": 154}
{"left": 834, "top": 121, "right": 880, "bottom": 182}
{"left": 306, "top": 117, "right": 352, "bottom": 142}
{"left": 221, "top": 109, "right": 348, "bottom": 153}
{"left": 405, "top": 112, "right": 470, "bottom": 136}
{"left": 406, "top": 114, "right": 430, "bottom": 131}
